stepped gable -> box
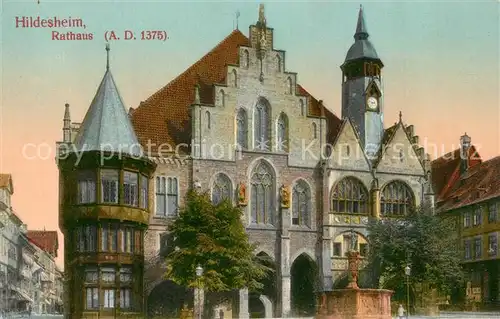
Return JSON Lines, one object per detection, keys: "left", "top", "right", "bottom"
{"left": 130, "top": 29, "right": 340, "bottom": 153}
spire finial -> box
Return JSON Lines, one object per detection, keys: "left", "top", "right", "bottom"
{"left": 105, "top": 42, "right": 110, "bottom": 70}
{"left": 258, "top": 3, "right": 266, "bottom": 26}
{"left": 399, "top": 111, "right": 403, "bottom": 123}
{"left": 354, "top": 5, "right": 369, "bottom": 40}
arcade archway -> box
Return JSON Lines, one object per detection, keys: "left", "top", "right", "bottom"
{"left": 249, "top": 252, "right": 277, "bottom": 318}
{"left": 147, "top": 280, "right": 193, "bottom": 318}
{"left": 291, "top": 253, "right": 317, "bottom": 316}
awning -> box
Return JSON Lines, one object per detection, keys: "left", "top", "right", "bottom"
{"left": 14, "top": 288, "right": 34, "bottom": 303}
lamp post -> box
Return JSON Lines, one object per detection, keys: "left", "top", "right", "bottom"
{"left": 405, "top": 265, "right": 411, "bottom": 318}
{"left": 196, "top": 265, "right": 203, "bottom": 319}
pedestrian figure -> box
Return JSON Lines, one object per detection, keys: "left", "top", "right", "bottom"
{"left": 397, "top": 304, "right": 405, "bottom": 319}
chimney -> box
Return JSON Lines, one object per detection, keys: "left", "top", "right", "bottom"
{"left": 460, "top": 133, "right": 471, "bottom": 175}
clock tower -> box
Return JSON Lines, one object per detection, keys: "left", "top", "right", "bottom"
{"left": 341, "top": 5, "right": 384, "bottom": 157}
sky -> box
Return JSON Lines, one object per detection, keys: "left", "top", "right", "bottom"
{"left": 1, "top": 0, "right": 498, "bottom": 268}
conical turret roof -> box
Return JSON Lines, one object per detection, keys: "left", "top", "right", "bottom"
{"left": 73, "top": 51, "right": 142, "bottom": 157}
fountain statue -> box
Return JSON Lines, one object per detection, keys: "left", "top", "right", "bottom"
{"left": 316, "top": 238, "right": 393, "bottom": 319}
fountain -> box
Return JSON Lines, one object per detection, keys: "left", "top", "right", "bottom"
{"left": 316, "top": 232, "right": 393, "bottom": 319}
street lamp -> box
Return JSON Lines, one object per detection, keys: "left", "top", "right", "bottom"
{"left": 196, "top": 265, "right": 203, "bottom": 319}
{"left": 405, "top": 265, "right": 411, "bottom": 318}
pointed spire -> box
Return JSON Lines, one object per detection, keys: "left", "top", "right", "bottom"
{"left": 399, "top": 111, "right": 403, "bottom": 123}
{"left": 105, "top": 42, "right": 110, "bottom": 70}
{"left": 64, "top": 103, "right": 71, "bottom": 122}
{"left": 194, "top": 84, "right": 200, "bottom": 104}
{"left": 354, "top": 4, "right": 369, "bottom": 40}
{"left": 235, "top": 10, "right": 240, "bottom": 30}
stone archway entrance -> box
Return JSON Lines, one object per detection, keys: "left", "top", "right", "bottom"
{"left": 249, "top": 252, "right": 276, "bottom": 318}
{"left": 147, "top": 280, "right": 193, "bottom": 318}
{"left": 291, "top": 253, "right": 317, "bottom": 317}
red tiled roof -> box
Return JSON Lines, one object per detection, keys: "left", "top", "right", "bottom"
{"left": 431, "top": 145, "right": 481, "bottom": 203}
{"left": 27, "top": 230, "right": 59, "bottom": 258}
{"left": 130, "top": 29, "right": 340, "bottom": 153}
{"left": 0, "top": 174, "right": 13, "bottom": 193}
{"left": 436, "top": 156, "right": 500, "bottom": 212}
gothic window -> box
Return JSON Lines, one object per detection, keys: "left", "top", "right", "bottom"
{"left": 254, "top": 98, "right": 270, "bottom": 151}
{"left": 276, "top": 54, "right": 282, "bottom": 72}
{"left": 312, "top": 123, "right": 318, "bottom": 139}
{"left": 380, "top": 181, "right": 415, "bottom": 216}
{"left": 77, "top": 170, "right": 96, "bottom": 204}
{"left": 206, "top": 111, "right": 211, "bottom": 129}
{"left": 236, "top": 108, "right": 248, "bottom": 149}
{"left": 277, "top": 113, "right": 289, "bottom": 152}
{"left": 299, "top": 100, "right": 305, "bottom": 116}
{"left": 231, "top": 70, "right": 237, "bottom": 87}
{"left": 242, "top": 50, "right": 249, "bottom": 69}
{"left": 101, "top": 169, "right": 119, "bottom": 204}
{"left": 124, "top": 171, "right": 138, "bottom": 207}
{"left": 155, "top": 177, "right": 178, "bottom": 216}
{"left": 212, "top": 173, "right": 232, "bottom": 205}
{"left": 250, "top": 160, "right": 275, "bottom": 225}
{"left": 331, "top": 177, "right": 368, "bottom": 214}
{"left": 219, "top": 90, "right": 225, "bottom": 107}
{"left": 140, "top": 175, "right": 148, "bottom": 209}
{"left": 286, "top": 77, "right": 293, "bottom": 95}
{"left": 292, "top": 179, "right": 311, "bottom": 227}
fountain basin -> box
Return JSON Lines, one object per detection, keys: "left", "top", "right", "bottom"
{"left": 316, "top": 288, "right": 393, "bottom": 319}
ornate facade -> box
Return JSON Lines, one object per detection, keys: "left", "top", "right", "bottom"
{"left": 58, "top": 4, "right": 434, "bottom": 318}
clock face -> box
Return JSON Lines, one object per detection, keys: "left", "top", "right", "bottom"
{"left": 367, "top": 96, "right": 378, "bottom": 109}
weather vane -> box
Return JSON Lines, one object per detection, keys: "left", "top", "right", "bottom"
{"left": 235, "top": 10, "right": 240, "bottom": 30}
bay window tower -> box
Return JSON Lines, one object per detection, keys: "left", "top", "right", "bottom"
{"left": 57, "top": 44, "right": 156, "bottom": 318}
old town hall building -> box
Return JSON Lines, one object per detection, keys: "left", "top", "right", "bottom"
{"left": 58, "top": 5, "right": 434, "bottom": 318}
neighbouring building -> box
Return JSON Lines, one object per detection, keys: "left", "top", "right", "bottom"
{"left": 57, "top": 4, "right": 434, "bottom": 318}
{"left": 0, "top": 173, "right": 63, "bottom": 315}
{"left": 433, "top": 134, "right": 500, "bottom": 307}
{"left": 26, "top": 230, "right": 62, "bottom": 313}
{"left": 56, "top": 43, "right": 156, "bottom": 318}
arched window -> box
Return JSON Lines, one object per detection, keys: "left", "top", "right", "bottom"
{"left": 205, "top": 111, "right": 211, "bottom": 129}
{"left": 251, "top": 160, "right": 274, "bottom": 225}
{"left": 219, "top": 90, "right": 225, "bottom": 107}
{"left": 312, "top": 123, "right": 317, "bottom": 139}
{"left": 231, "top": 70, "right": 237, "bottom": 87}
{"left": 292, "top": 180, "right": 311, "bottom": 227}
{"left": 331, "top": 177, "right": 368, "bottom": 214}
{"left": 380, "top": 181, "right": 415, "bottom": 216}
{"left": 236, "top": 108, "right": 248, "bottom": 149}
{"left": 276, "top": 54, "right": 282, "bottom": 72}
{"left": 254, "top": 98, "right": 270, "bottom": 151}
{"left": 286, "top": 77, "right": 293, "bottom": 95}
{"left": 277, "top": 113, "right": 289, "bottom": 152}
{"left": 242, "top": 50, "right": 249, "bottom": 69}
{"left": 212, "top": 173, "right": 232, "bottom": 205}
{"left": 299, "top": 100, "right": 305, "bottom": 116}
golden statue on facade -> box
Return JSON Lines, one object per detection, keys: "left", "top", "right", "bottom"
{"left": 280, "top": 184, "right": 290, "bottom": 208}
{"left": 238, "top": 182, "right": 247, "bottom": 206}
